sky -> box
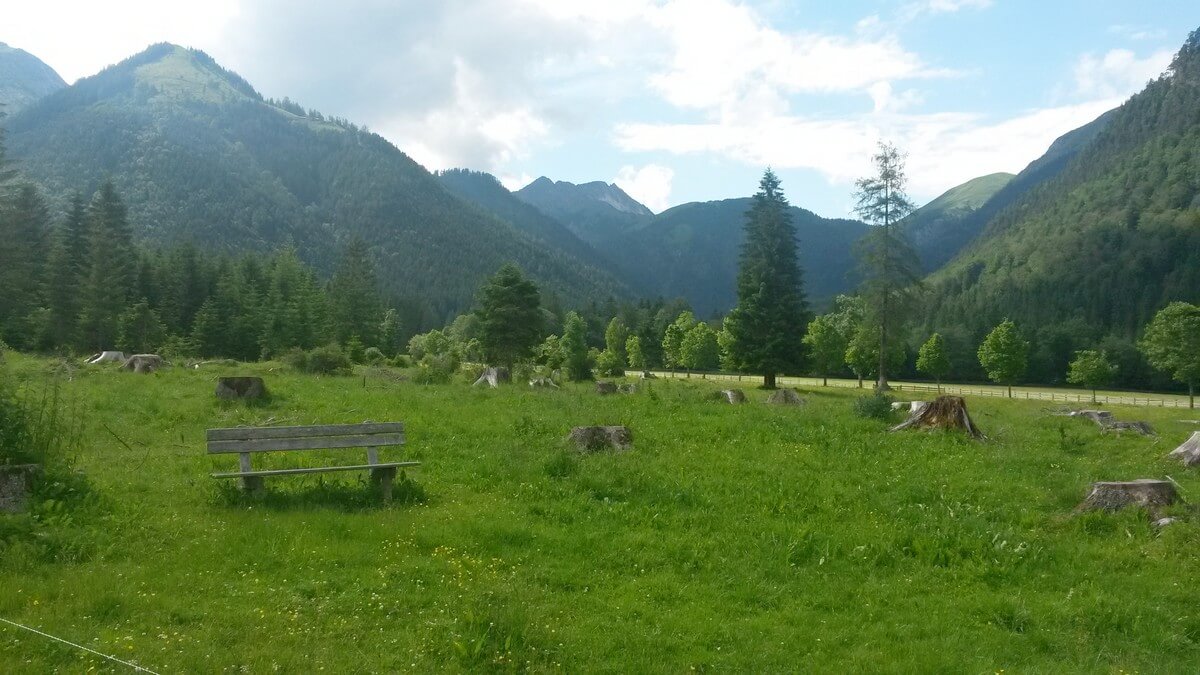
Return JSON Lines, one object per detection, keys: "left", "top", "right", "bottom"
{"left": 4, "top": 1, "right": 1198, "bottom": 217}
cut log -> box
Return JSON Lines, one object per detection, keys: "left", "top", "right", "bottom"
{"left": 766, "top": 388, "right": 806, "bottom": 406}
{"left": 1077, "top": 479, "right": 1179, "bottom": 513}
{"left": 1066, "top": 409, "right": 1154, "bottom": 436}
{"left": 1104, "top": 420, "right": 1156, "bottom": 436}
{"left": 617, "top": 383, "right": 637, "bottom": 394}
{"left": 472, "top": 367, "right": 511, "bottom": 388}
{"left": 529, "top": 377, "right": 559, "bottom": 389}
{"left": 890, "top": 395, "right": 983, "bottom": 439}
{"left": 640, "top": 371, "right": 657, "bottom": 379}
{"left": 1168, "top": 431, "right": 1200, "bottom": 467}
{"left": 215, "top": 376, "right": 268, "bottom": 401}
{"left": 567, "top": 426, "right": 633, "bottom": 452}
{"left": 87, "top": 351, "right": 126, "bottom": 365}
{"left": 122, "top": 354, "right": 164, "bottom": 374}
{"left": 716, "top": 389, "right": 746, "bottom": 404}
{"left": 595, "top": 381, "right": 619, "bottom": 395}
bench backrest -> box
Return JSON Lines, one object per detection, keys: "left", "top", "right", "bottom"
{"left": 206, "top": 422, "right": 406, "bottom": 454}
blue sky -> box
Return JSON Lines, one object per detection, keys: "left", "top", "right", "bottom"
{"left": 6, "top": 1, "right": 1199, "bottom": 216}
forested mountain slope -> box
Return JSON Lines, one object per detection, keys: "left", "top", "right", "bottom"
{"left": 923, "top": 28, "right": 1200, "bottom": 343}
{"left": 3, "top": 44, "right": 628, "bottom": 322}
{"left": 0, "top": 42, "right": 65, "bottom": 114}
{"left": 610, "top": 198, "right": 869, "bottom": 316}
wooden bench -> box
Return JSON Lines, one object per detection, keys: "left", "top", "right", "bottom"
{"left": 206, "top": 422, "right": 418, "bottom": 501}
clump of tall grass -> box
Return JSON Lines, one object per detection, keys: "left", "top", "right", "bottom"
{"left": 0, "top": 366, "right": 97, "bottom": 567}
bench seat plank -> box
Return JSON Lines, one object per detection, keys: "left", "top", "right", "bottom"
{"left": 206, "top": 422, "right": 405, "bottom": 443}
{"left": 212, "top": 461, "right": 420, "bottom": 478}
{"left": 208, "top": 432, "right": 405, "bottom": 454}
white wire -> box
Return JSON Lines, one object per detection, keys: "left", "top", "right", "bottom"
{"left": 0, "top": 616, "right": 162, "bottom": 674}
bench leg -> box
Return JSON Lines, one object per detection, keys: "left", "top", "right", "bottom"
{"left": 241, "top": 475, "right": 265, "bottom": 495}
{"left": 370, "top": 467, "right": 397, "bottom": 503}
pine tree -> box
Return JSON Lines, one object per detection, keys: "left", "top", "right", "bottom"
{"left": 378, "top": 309, "right": 403, "bottom": 357}
{"left": 77, "top": 182, "right": 136, "bottom": 350}
{"left": 117, "top": 300, "right": 166, "bottom": 354}
{"left": 476, "top": 263, "right": 543, "bottom": 370}
{"left": 0, "top": 184, "right": 51, "bottom": 348}
{"left": 853, "top": 142, "right": 922, "bottom": 391}
{"left": 723, "top": 170, "right": 808, "bottom": 389}
{"left": 328, "top": 238, "right": 382, "bottom": 347}
{"left": 978, "top": 319, "right": 1029, "bottom": 398}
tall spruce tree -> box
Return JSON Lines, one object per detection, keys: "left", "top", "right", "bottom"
{"left": 328, "top": 238, "right": 382, "bottom": 347}
{"left": 853, "top": 142, "right": 922, "bottom": 391}
{"left": 77, "top": 182, "right": 136, "bottom": 350}
{"left": 0, "top": 184, "right": 50, "bottom": 348}
{"left": 476, "top": 263, "right": 543, "bottom": 370}
{"left": 723, "top": 169, "right": 808, "bottom": 389}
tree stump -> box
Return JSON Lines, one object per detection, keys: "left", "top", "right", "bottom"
{"left": 595, "top": 381, "right": 618, "bottom": 395}
{"left": 1168, "top": 431, "right": 1200, "bottom": 467}
{"left": 0, "top": 464, "right": 41, "bottom": 514}
{"left": 766, "top": 388, "right": 806, "bottom": 406}
{"left": 1068, "top": 410, "right": 1114, "bottom": 426}
{"left": 86, "top": 351, "right": 126, "bottom": 365}
{"left": 1104, "top": 421, "right": 1156, "bottom": 436}
{"left": 618, "top": 383, "right": 637, "bottom": 394}
{"left": 567, "top": 426, "right": 633, "bottom": 452}
{"left": 890, "top": 395, "right": 983, "bottom": 439}
{"left": 472, "top": 367, "right": 511, "bottom": 388}
{"left": 1067, "top": 409, "right": 1154, "bottom": 436}
{"left": 529, "top": 377, "right": 559, "bottom": 389}
{"left": 717, "top": 389, "right": 746, "bottom": 404}
{"left": 122, "top": 354, "right": 164, "bottom": 374}
{"left": 640, "top": 371, "right": 657, "bottom": 379}
{"left": 215, "top": 376, "right": 268, "bottom": 401}
{"left": 1077, "top": 479, "right": 1179, "bottom": 513}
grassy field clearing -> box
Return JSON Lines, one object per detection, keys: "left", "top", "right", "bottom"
{"left": 2, "top": 354, "right": 1200, "bottom": 672}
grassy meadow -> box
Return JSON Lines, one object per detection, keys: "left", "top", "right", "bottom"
{"left": 2, "top": 353, "right": 1200, "bottom": 672}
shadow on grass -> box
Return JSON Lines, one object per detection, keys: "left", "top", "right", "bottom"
{"left": 211, "top": 471, "right": 427, "bottom": 512}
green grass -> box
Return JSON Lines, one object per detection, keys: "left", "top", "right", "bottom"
{"left": 2, "top": 354, "right": 1200, "bottom": 672}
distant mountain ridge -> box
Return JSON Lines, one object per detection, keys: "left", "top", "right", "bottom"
{"left": 902, "top": 172, "right": 1013, "bottom": 271}
{"left": 4, "top": 43, "right": 630, "bottom": 325}
{"left": 0, "top": 42, "right": 66, "bottom": 114}
{"left": 516, "top": 176, "right": 653, "bottom": 247}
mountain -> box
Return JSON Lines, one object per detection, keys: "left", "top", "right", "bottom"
{"left": 907, "top": 112, "right": 1115, "bottom": 272}
{"left": 436, "top": 169, "right": 625, "bottom": 280}
{"left": 610, "top": 198, "right": 869, "bottom": 316}
{"left": 902, "top": 172, "right": 1013, "bottom": 271}
{"left": 0, "top": 42, "right": 66, "bottom": 114}
{"left": 515, "top": 176, "right": 653, "bottom": 247}
{"left": 3, "top": 44, "right": 629, "bottom": 322}
{"left": 924, "top": 27, "right": 1200, "bottom": 343}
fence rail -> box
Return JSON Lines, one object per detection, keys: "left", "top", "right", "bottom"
{"left": 630, "top": 370, "right": 1195, "bottom": 409}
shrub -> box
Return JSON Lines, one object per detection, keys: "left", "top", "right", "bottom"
{"left": 414, "top": 351, "right": 460, "bottom": 384}
{"left": 346, "top": 336, "right": 366, "bottom": 364}
{"left": 281, "top": 347, "right": 309, "bottom": 372}
{"left": 853, "top": 392, "right": 895, "bottom": 420}
{"left": 364, "top": 347, "right": 386, "bottom": 365}
{"left": 305, "top": 344, "right": 353, "bottom": 375}
{"left": 390, "top": 354, "right": 413, "bottom": 368}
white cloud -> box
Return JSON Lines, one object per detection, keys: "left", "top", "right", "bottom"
{"left": 615, "top": 98, "right": 1122, "bottom": 207}
{"left": 613, "top": 164, "right": 675, "bottom": 212}
{"left": 1074, "top": 48, "right": 1173, "bottom": 99}
{"left": 922, "top": 0, "right": 993, "bottom": 13}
